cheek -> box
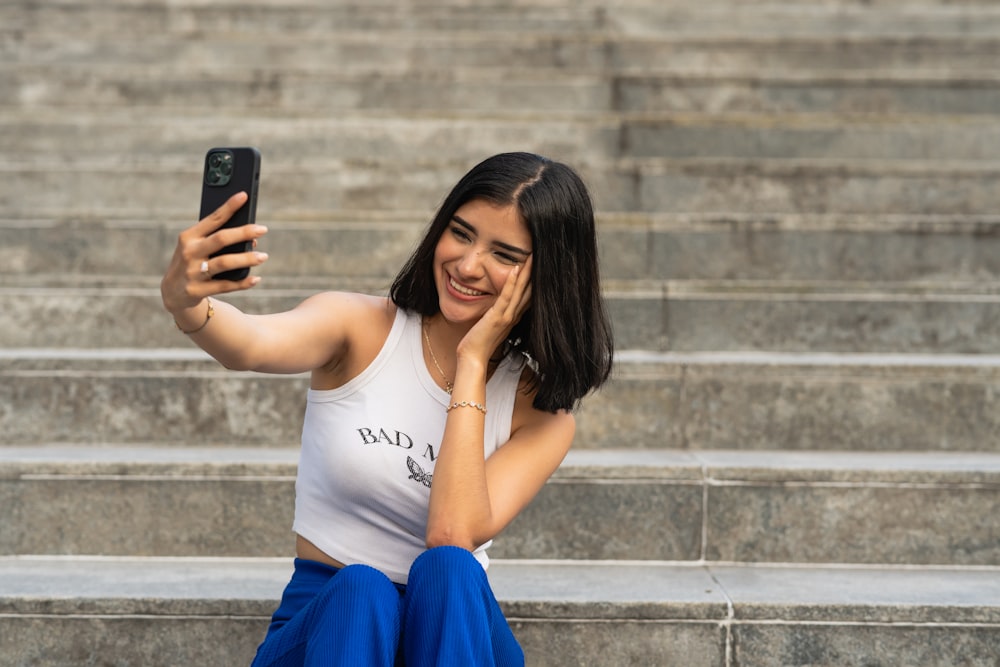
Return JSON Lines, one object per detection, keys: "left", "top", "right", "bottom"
{"left": 431, "top": 237, "right": 452, "bottom": 273}
{"left": 433, "top": 234, "right": 460, "bottom": 265}
{"left": 430, "top": 244, "right": 448, "bottom": 292}
{"left": 493, "top": 266, "right": 517, "bottom": 290}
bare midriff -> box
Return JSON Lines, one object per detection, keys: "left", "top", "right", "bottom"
{"left": 296, "top": 534, "right": 348, "bottom": 569}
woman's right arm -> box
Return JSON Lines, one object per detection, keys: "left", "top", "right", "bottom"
{"left": 160, "top": 191, "right": 355, "bottom": 374}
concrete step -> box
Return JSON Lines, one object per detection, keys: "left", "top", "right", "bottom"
{"left": 7, "top": 111, "right": 1000, "bottom": 163}
{"left": 2, "top": 446, "right": 998, "bottom": 565}
{"left": 612, "top": 280, "right": 1000, "bottom": 353}
{"left": 0, "top": 64, "right": 612, "bottom": 113}
{"left": 5, "top": 213, "right": 1000, "bottom": 284}
{"left": 5, "top": 65, "right": 1000, "bottom": 116}
{"left": 3, "top": 283, "right": 1000, "bottom": 353}
{"left": 603, "top": 5, "right": 1000, "bottom": 39}
{"left": 3, "top": 349, "right": 1000, "bottom": 452}
{"left": 4, "top": 157, "right": 1000, "bottom": 218}
{"left": 0, "top": 111, "right": 618, "bottom": 166}
{"left": 618, "top": 114, "right": 1000, "bottom": 161}
{"left": 5, "top": 2, "right": 1000, "bottom": 38}
{"left": 7, "top": 31, "right": 1000, "bottom": 75}
{"left": 0, "top": 555, "right": 996, "bottom": 666}
{"left": 1, "top": 2, "right": 618, "bottom": 36}
{"left": 615, "top": 71, "right": 1000, "bottom": 116}
{"left": 600, "top": 212, "right": 1000, "bottom": 283}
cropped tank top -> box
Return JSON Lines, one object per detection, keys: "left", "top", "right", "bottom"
{"left": 293, "top": 307, "right": 524, "bottom": 584}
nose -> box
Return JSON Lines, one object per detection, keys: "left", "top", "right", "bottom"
{"left": 455, "top": 247, "right": 485, "bottom": 279}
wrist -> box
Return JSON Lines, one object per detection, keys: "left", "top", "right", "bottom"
{"left": 455, "top": 354, "right": 488, "bottom": 380}
{"left": 173, "top": 297, "right": 214, "bottom": 335}
{"left": 161, "top": 286, "right": 205, "bottom": 319}
{"left": 447, "top": 400, "right": 487, "bottom": 415}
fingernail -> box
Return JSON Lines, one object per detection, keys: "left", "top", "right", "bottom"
{"left": 250, "top": 276, "right": 262, "bottom": 286}
{"left": 256, "top": 252, "right": 268, "bottom": 261}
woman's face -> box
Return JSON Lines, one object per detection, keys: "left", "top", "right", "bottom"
{"left": 432, "top": 198, "right": 533, "bottom": 327}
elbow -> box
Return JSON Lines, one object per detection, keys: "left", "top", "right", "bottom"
{"left": 425, "top": 525, "right": 478, "bottom": 552}
{"left": 215, "top": 348, "right": 259, "bottom": 372}
{"left": 219, "top": 357, "right": 253, "bottom": 372}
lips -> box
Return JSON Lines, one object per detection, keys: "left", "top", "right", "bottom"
{"left": 448, "top": 275, "right": 487, "bottom": 297}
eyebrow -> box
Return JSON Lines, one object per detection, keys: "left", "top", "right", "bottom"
{"left": 452, "top": 215, "right": 532, "bottom": 257}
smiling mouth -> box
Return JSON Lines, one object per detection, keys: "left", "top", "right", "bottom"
{"left": 449, "top": 276, "right": 487, "bottom": 297}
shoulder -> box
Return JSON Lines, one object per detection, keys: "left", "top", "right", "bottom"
{"left": 295, "top": 291, "right": 395, "bottom": 334}
{"left": 299, "top": 290, "right": 392, "bottom": 316}
{"left": 303, "top": 293, "right": 397, "bottom": 385}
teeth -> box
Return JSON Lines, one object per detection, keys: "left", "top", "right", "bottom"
{"left": 450, "top": 277, "right": 485, "bottom": 296}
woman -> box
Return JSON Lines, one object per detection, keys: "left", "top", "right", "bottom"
{"left": 161, "top": 152, "right": 614, "bottom": 666}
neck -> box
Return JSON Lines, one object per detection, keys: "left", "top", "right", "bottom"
{"left": 423, "top": 314, "right": 505, "bottom": 381}
{"left": 425, "top": 313, "right": 470, "bottom": 351}
{"left": 423, "top": 315, "right": 458, "bottom": 394}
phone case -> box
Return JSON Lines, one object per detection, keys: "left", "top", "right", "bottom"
{"left": 200, "top": 146, "right": 261, "bottom": 281}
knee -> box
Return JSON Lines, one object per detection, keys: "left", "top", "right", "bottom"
{"left": 334, "top": 563, "right": 397, "bottom": 591}
{"left": 318, "top": 564, "right": 399, "bottom": 609}
{"left": 408, "top": 546, "right": 484, "bottom": 589}
{"left": 412, "top": 545, "right": 480, "bottom": 571}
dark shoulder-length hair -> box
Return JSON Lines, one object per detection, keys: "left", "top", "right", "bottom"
{"left": 389, "top": 152, "right": 614, "bottom": 413}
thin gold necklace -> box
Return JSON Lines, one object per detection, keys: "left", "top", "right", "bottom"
{"left": 422, "top": 319, "right": 454, "bottom": 394}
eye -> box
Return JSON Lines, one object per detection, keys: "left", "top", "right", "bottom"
{"left": 449, "top": 225, "right": 472, "bottom": 242}
{"left": 493, "top": 251, "right": 520, "bottom": 265}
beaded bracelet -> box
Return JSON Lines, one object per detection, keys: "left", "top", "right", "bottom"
{"left": 447, "top": 400, "right": 487, "bottom": 415}
{"left": 175, "top": 297, "right": 214, "bottom": 335}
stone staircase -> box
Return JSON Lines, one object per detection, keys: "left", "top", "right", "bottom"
{"left": 2, "top": 0, "right": 1000, "bottom": 665}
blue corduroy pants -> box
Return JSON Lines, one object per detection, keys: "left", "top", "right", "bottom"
{"left": 250, "top": 546, "right": 524, "bottom": 667}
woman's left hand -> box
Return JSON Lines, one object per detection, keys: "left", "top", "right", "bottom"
{"left": 456, "top": 257, "right": 532, "bottom": 365}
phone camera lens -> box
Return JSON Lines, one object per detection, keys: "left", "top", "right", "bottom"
{"left": 205, "top": 150, "right": 234, "bottom": 186}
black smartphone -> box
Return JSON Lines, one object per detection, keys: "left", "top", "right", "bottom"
{"left": 199, "top": 146, "right": 261, "bottom": 281}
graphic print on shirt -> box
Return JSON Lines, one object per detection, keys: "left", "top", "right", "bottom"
{"left": 406, "top": 456, "right": 433, "bottom": 488}
{"left": 357, "top": 426, "right": 437, "bottom": 489}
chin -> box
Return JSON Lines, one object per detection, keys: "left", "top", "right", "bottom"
{"left": 439, "top": 304, "right": 485, "bottom": 326}
{"left": 437, "top": 295, "right": 489, "bottom": 324}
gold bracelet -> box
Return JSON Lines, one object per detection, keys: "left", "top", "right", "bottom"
{"left": 447, "top": 400, "right": 487, "bottom": 415}
{"left": 174, "top": 297, "right": 214, "bottom": 335}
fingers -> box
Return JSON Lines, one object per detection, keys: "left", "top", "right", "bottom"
{"left": 181, "top": 192, "right": 267, "bottom": 253}
{"left": 176, "top": 191, "right": 267, "bottom": 262}
{"left": 166, "top": 252, "right": 265, "bottom": 309}
{"left": 192, "top": 191, "right": 248, "bottom": 235}
{"left": 162, "top": 194, "right": 269, "bottom": 313}
{"left": 481, "top": 259, "right": 532, "bottom": 341}
{"left": 198, "top": 251, "right": 269, "bottom": 282}
{"left": 455, "top": 259, "right": 533, "bottom": 362}
{"left": 202, "top": 223, "right": 269, "bottom": 256}
{"left": 501, "top": 257, "right": 533, "bottom": 319}
{"left": 178, "top": 191, "right": 268, "bottom": 276}
{"left": 517, "top": 256, "right": 533, "bottom": 295}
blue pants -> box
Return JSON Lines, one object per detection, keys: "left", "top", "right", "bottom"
{"left": 251, "top": 546, "right": 524, "bottom": 666}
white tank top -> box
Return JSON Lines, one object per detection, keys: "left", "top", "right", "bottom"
{"left": 293, "top": 307, "right": 523, "bottom": 584}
